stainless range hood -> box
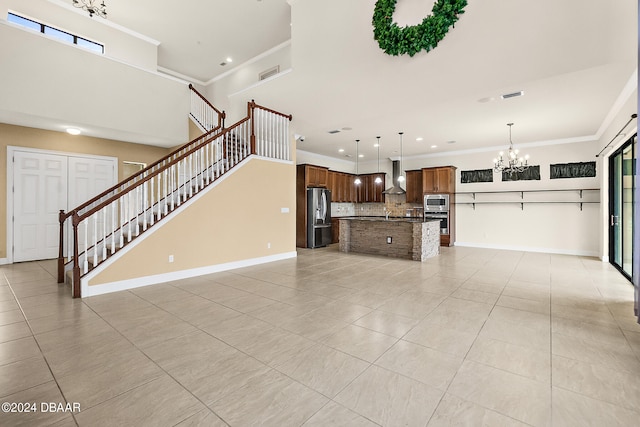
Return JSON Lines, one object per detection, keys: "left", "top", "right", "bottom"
{"left": 382, "top": 160, "right": 406, "bottom": 195}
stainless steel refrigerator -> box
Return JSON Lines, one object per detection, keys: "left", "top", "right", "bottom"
{"left": 307, "top": 187, "right": 332, "bottom": 248}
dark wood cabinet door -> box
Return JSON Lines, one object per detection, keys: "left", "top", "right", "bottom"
{"left": 422, "top": 166, "right": 456, "bottom": 194}
{"left": 405, "top": 170, "right": 422, "bottom": 203}
{"left": 422, "top": 168, "right": 437, "bottom": 193}
{"left": 436, "top": 167, "right": 454, "bottom": 193}
{"left": 372, "top": 173, "right": 385, "bottom": 202}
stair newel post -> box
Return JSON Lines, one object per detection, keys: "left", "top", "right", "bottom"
{"left": 57, "top": 210, "right": 66, "bottom": 283}
{"left": 249, "top": 100, "right": 257, "bottom": 155}
{"left": 72, "top": 212, "right": 81, "bottom": 298}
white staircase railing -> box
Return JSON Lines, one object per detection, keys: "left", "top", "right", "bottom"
{"left": 59, "top": 100, "right": 292, "bottom": 297}
{"left": 189, "top": 84, "right": 225, "bottom": 132}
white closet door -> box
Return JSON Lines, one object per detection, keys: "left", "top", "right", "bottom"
{"left": 68, "top": 156, "right": 116, "bottom": 208}
{"left": 67, "top": 157, "right": 117, "bottom": 257}
{"left": 13, "top": 151, "right": 68, "bottom": 262}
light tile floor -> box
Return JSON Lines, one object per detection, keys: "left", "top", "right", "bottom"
{"left": 1, "top": 246, "right": 639, "bottom": 426}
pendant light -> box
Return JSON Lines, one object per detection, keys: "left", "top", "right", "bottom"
{"left": 374, "top": 136, "right": 383, "bottom": 184}
{"left": 354, "top": 139, "right": 361, "bottom": 185}
{"left": 396, "top": 132, "right": 405, "bottom": 183}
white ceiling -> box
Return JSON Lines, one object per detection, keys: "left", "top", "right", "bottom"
{"left": 15, "top": 0, "right": 639, "bottom": 161}
{"left": 230, "top": 0, "right": 637, "bottom": 161}
{"left": 104, "top": 0, "right": 292, "bottom": 83}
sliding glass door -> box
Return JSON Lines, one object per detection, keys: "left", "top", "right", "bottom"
{"left": 609, "top": 134, "right": 636, "bottom": 279}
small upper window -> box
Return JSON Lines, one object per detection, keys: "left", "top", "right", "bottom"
{"left": 7, "top": 12, "right": 104, "bottom": 54}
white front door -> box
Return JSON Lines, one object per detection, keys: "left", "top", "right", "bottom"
{"left": 13, "top": 151, "right": 68, "bottom": 262}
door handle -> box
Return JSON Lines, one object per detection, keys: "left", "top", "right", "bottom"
{"left": 611, "top": 215, "right": 619, "bottom": 226}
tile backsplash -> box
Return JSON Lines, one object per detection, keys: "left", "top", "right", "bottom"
{"left": 332, "top": 195, "right": 423, "bottom": 218}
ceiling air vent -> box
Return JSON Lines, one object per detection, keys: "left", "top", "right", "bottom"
{"left": 328, "top": 130, "right": 341, "bottom": 134}
{"left": 501, "top": 90, "right": 524, "bottom": 100}
{"left": 259, "top": 65, "right": 280, "bottom": 81}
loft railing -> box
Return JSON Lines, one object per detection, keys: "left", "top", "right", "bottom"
{"left": 58, "top": 100, "right": 292, "bottom": 297}
{"left": 189, "top": 84, "right": 225, "bottom": 132}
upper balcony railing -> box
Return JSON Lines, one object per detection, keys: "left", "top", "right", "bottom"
{"left": 189, "top": 84, "right": 225, "bottom": 132}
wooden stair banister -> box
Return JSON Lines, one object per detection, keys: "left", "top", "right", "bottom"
{"left": 59, "top": 99, "right": 292, "bottom": 297}
{"left": 189, "top": 84, "right": 226, "bottom": 131}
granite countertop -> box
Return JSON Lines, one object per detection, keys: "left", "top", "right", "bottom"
{"left": 336, "top": 216, "right": 435, "bottom": 223}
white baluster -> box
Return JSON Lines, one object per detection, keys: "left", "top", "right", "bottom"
{"left": 277, "top": 115, "right": 281, "bottom": 158}
{"left": 143, "top": 180, "right": 148, "bottom": 231}
{"left": 269, "top": 112, "right": 273, "bottom": 158}
{"left": 102, "top": 207, "right": 107, "bottom": 261}
{"left": 93, "top": 214, "right": 97, "bottom": 267}
{"left": 111, "top": 203, "right": 116, "bottom": 253}
{"left": 135, "top": 186, "right": 140, "bottom": 236}
{"left": 119, "top": 196, "right": 124, "bottom": 248}
{"left": 189, "top": 154, "right": 193, "bottom": 197}
{"left": 205, "top": 145, "right": 209, "bottom": 184}
{"left": 149, "top": 176, "right": 155, "bottom": 226}
{"left": 127, "top": 191, "right": 132, "bottom": 242}
{"left": 83, "top": 220, "right": 88, "bottom": 273}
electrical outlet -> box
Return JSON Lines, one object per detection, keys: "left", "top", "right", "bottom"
{"left": 168, "top": 255, "right": 174, "bottom": 263}
{"left": 386, "top": 236, "right": 392, "bottom": 244}
{"left": 267, "top": 242, "right": 271, "bottom": 249}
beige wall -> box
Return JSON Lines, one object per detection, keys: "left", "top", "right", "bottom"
{"left": 1, "top": 123, "right": 170, "bottom": 259}
{"left": 87, "top": 157, "right": 296, "bottom": 286}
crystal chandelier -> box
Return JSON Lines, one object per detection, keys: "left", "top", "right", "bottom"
{"left": 493, "top": 123, "right": 529, "bottom": 173}
{"left": 72, "top": 0, "right": 108, "bottom": 19}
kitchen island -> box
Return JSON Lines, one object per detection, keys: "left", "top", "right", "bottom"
{"left": 338, "top": 217, "right": 440, "bottom": 261}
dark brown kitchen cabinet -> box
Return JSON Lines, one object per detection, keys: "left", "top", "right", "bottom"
{"left": 299, "top": 164, "right": 329, "bottom": 188}
{"left": 306, "top": 166, "right": 385, "bottom": 203}
{"left": 354, "top": 173, "right": 385, "bottom": 203}
{"left": 329, "top": 172, "right": 353, "bottom": 202}
{"left": 405, "top": 170, "right": 423, "bottom": 203}
{"left": 422, "top": 166, "right": 456, "bottom": 194}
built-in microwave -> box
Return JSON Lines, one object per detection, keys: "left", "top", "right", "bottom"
{"left": 424, "top": 194, "right": 450, "bottom": 212}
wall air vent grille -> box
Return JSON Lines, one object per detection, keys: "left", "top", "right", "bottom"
{"left": 501, "top": 91, "right": 524, "bottom": 99}
{"left": 259, "top": 65, "right": 280, "bottom": 81}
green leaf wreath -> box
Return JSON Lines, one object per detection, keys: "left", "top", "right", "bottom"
{"left": 373, "top": 0, "right": 468, "bottom": 57}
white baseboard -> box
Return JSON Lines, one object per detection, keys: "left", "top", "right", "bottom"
{"left": 454, "top": 241, "right": 599, "bottom": 258}
{"left": 0, "top": 258, "right": 9, "bottom": 265}
{"left": 80, "top": 251, "right": 297, "bottom": 298}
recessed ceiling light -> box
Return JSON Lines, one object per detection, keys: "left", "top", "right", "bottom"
{"left": 358, "top": 154, "right": 364, "bottom": 158}
{"left": 226, "top": 57, "right": 233, "bottom": 63}
{"left": 373, "top": 143, "right": 380, "bottom": 148}
{"left": 66, "top": 128, "right": 81, "bottom": 135}
{"left": 338, "top": 148, "right": 345, "bottom": 153}
{"left": 416, "top": 137, "right": 423, "bottom": 141}
{"left": 431, "top": 145, "right": 437, "bottom": 148}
